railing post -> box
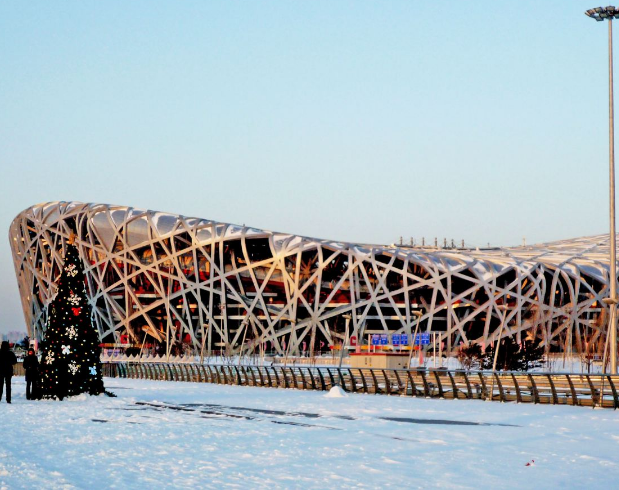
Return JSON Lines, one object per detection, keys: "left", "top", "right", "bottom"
{"left": 564, "top": 374, "right": 577, "bottom": 406}
{"left": 476, "top": 372, "right": 487, "bottom": 400}
{"left": 586, "top": 375, "right": 598, "bottom": 408}
{"left": 337, "top": 368, "right": 347, "bottom": 391}
{"left": 511, "top": 373, "right": 522, "bottom": 403}
{"left": 606, "top": 375, "right": 619, "bottom": 409}
{"left": 348, "top": 369, "right": 357, "bottom": 393}
{"left": 432, "top": 370, "right": 444, "bottom": 398}
{"left": 249, "top": 366, "right": 258, "bottom": 386}
{"left": 214, "top": 365, "right": 223, "bottom": 384}
{"left": 289, "top": 367, "right": 298, "bottom": 389}
{"left": 308, "top": 368, "right": 317, "bottom": 390}
{"left": 393, "top": 370, "right": 404, "bottom": 395}
{"left": 256, "top": 366, "right": 265, "bottom": 387}
{"left": 418, "top": 370, "right": 430, "bottom": 397}
{"left": 446, "top": 371, "right": 458, "bottom": 399}
{"left": 204, "top": 365, "right": 213, "bottom": 383}
{"left": 527, "top": 373, "right": 540, "bottom": 404}
{"left": 298, "top": 368, "right": 307, "bottom": 390}
{"left": 406, "top": 370, "right": 417, "bottom": 397}
{"left": 546, "top": 374, "right": 558, "bottom": 405}
{"left": 358, "top": 369, "right": 368, "bottom": 394}
{"left": 317, "top": 368, "right": 326, "bottom": 391}
{"left": 493, "top": 373, "right": 505, "bottom": 402}
{"left": 238, "top": 365, "right": 246, "bottom": 385}
{"left": 326, "top": 368, "right": 336, "bottom": 389}
{"left": 369, "top": 369, "right": 379, "bottom": 394}
{"left": 232, "top": 366, "right": 242, "bottom": 385}
{"left": 382, "top": 370, "right": 391, "bottom": 395}
{"left": 461, "top": 371, "right": 472, "bottom": 399}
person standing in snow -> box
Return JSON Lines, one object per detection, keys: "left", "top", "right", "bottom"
{"left": 0, "top": 341, "right": 17, "bottom": 403}
{"left": 23, "top": 348, "right": 39, "bottom": 400}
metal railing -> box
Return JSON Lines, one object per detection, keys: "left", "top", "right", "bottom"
{"left": 101, "top": 362, "right": 619, "bottom": 409}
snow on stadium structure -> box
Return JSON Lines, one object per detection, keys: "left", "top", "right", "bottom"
{"left": 8, "top": 201, "right": 617, "bottom": 356}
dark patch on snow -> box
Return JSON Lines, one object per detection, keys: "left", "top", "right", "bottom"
{"left": 131, "top": 401, "right": 518, "bottom": 436}
{"left": 199, "top": 409, "right": 254, "bottom": 420}
{"left": 115, "top": 407, "right": 154, "bottom": 411}
{"left": 92, "top": 417, "right": 141, "bottom": 424}
{"left": 133, "top": 402, "right": 341, "bottom": 429}
{"left": 179, "top": 403, "right": 355, "bottom": 420}
{"left": 270, "top": 420, "right": 342, "bottom": 430}
{"left": 379, "top": 416, "right": 520, "bottom": 427}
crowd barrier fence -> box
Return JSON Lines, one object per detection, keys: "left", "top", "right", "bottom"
{"left": 101, "top": 362, "right": 619, "bottom": 409}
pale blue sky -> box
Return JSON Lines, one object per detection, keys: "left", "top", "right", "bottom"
{"left": 0, "top": 1, "right": 612, "bottom": 333}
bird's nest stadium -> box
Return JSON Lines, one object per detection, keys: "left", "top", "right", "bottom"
{"left": 9, "top": 201, "right": 618, "bottom": 357}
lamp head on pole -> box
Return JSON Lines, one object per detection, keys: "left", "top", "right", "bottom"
{"left": 586, "top": 6, "right": 619, "bottom": 21}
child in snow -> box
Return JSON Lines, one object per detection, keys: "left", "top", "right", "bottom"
{"left": 23, "top": 348, "right": 40, "bottom": 400}
{"left": 0, "top": 341, "right": 17, "bottom": 403}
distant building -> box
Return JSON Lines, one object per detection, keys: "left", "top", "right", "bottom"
{"left": 9, "top": 201, "right": 616, "bottom": 356}
{"left": 2, "top": 330, "right": 27, "bottom": 344}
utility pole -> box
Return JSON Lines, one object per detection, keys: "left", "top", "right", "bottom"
{"left": 586, "top": 6, "right": 618, "bottom": 373}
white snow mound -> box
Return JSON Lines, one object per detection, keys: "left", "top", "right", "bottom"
{"left": 324, "top": 385, "right": 348, "bottom": 398}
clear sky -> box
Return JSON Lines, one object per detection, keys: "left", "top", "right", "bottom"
{"left": 0, "top": 0, "right": 613, "bottom": 333}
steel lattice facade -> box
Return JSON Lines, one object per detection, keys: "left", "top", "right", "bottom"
{"left": 9, "top": 201, "right": 617, "bottom": 355}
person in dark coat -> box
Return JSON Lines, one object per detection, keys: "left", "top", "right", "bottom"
{"left": 23, "top": 348, "right": 39, "bottom": 400}
{"left": 0, "top": 341, "right": 17, "bottom": 403}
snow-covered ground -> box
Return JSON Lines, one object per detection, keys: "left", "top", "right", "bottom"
{"left": 1, "top": 377, "right": 618, "bottom": 489}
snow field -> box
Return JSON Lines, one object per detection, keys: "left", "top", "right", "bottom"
{"left": 0, "top": 376, "right": 618, "bottom": 489}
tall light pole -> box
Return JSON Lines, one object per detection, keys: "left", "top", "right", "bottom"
{"left": 407, "top": 310, "right": 423, "bottom": 368}
{"left": 339, "top": 315, "right": 352, "bottom": 371}
{"left": 488, "top": 304, "right": 508, "bottom": 401}
{"left": 586, "top": 6, "right": 618, "bottom": 374}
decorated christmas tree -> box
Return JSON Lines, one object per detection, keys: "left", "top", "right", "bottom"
{"left": 39, "top": 241, "right": 105, "bottom": 399}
